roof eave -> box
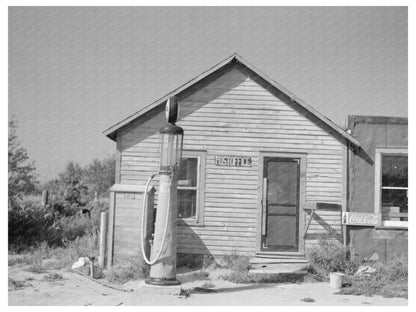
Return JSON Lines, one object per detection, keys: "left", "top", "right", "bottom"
{"left": 103, "top": 53, "right": 361, "bottom": 147}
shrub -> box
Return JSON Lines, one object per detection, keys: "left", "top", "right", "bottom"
{"left": 105, "top": 256, "right": 149, "bottom": 284}
{"left": 306, "top": 236, "right": 361, "bottom": 280}
{"left": 8, "top": 202, "right": 55, "bottom": 251}
{"left": 9, "top": 198, "right": 108, "bottom": 252}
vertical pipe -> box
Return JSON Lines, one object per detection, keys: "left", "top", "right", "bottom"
{"left": 98, "top": 212, "right": 108, "bottom": 267}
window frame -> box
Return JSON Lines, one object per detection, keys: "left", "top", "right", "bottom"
{"left": 177, "top": 150, "right": 206, "bottom": 226}
{"left": 374, "top": 147, "right": 408, "bottom": 228}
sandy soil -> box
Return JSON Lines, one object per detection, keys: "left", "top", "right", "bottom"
{"left": 8, "top": 265, "right": 407, "bottom": 306}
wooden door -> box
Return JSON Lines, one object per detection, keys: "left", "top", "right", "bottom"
{"left": 261, "top": 157, "right": 300, "bottom": 252}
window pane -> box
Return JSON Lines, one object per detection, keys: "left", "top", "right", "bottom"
{"left": 178, "top": 158, "right": 198, "bottom": 187}
{"left": 382, "top": 189, "right": 408, "bottom": 221}
{"left": 177, "top": 189, "right": 197, "bottom": 218}
{"left": 382, "top": 156, "right": 408, "bottom": 187}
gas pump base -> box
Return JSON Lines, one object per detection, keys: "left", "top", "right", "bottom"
{"left": 138, "top": 280, "right": 182, "bottom": 296}
{"left": 145, "top": 277, "right": 181, "bottom": 286}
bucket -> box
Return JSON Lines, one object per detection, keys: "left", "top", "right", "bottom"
{"left": 329, "top": 272, "right": 345, "bottom": 289}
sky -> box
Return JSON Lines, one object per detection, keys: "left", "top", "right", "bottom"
{"left": 8, "top": 6, "right": 408, "bottom": 182}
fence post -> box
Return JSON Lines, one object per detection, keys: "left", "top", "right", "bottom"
{"left": 98, "top": 212, "right": 108, "bottom": 267}
{"left": 41, "top": 190, "right": 49, "bottom": 207}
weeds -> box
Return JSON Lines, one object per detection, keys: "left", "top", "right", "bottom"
{"left": 306, "top": 236, "right": 361, "bottom": 280}
{"left": 8, "top": 253, "right": 34, "bottom": 266}
{"left": 8, "top": 277, "right": 28, "bottom": 290}
{"left": 223, "top": 252, "right": 251, "bottom": 272}
{"left": 178, "top": 271, "right": 210, "bottom": 284}
{"left": 222, "top": 272, "right": 304, "bottom": 284}
{"left": 43, "top": 272, "right": 63, "bottom": 282}
{"left": 337, "top": 254, "right": 408, "bottom": 298}
{"left": 104, "top": 256, "right": 149, "bottom": 284}
{"left": 178, "top": 288, "right": 191, "bottom": 298}
{"left": 201, "top": 281, "right": 215, "bottom": 288}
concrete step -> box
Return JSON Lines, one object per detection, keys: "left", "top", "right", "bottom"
{"left": 248, "top": 263, "right": 309, "bottom": 274}
{"left": 250, "top": 255, "right": 308, "bottom": 265}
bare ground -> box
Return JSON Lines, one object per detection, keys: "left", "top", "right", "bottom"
{"left": 8, "top": 265, "right": 408, "bottom": 306}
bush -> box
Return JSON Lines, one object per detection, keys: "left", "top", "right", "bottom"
{"left": 306, "top": 236, "right": 361, "bottom": 280}
{"left": 8, "top": 202, "right": 55, "bottom": 251}
{"left": 9, "top": 198, "right": 108, "bottom": 252}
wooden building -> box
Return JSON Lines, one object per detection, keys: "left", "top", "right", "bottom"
{"left": 346, "top": 116, "right": 408, "bottom": 260}
{"left": 103, "top": 53, "right": 363, "bottom": 264}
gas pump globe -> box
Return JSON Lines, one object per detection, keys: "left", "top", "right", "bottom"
{"left": 159, "top": 123, "right": 184, "bottom": 173}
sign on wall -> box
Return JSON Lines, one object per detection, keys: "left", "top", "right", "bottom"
{"left": 214, "top": 155, "right": 252, "bottom": 167}
{"left": 342, "top": 212, "right": 381, "bottom": 226}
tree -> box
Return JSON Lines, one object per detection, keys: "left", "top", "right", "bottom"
{"left": 8, "top": 118, "right": 38, "bottom": 208}
{"left": 84, "top": 156, "right": 115, "bottom": 196}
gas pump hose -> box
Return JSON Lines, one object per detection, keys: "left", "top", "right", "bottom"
{"left": 140, "top": 174, "right": 171, "bottom": 265}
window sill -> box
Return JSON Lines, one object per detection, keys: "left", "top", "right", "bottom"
{"left": 177, "top": 218, "right": 204, "bottom": 227}
{"left": 375, "top": 224, "right": 408, "bottom": 230}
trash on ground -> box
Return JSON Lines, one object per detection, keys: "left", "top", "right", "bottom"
{"left": 71, "top": 257, "right": 91, "bottom": 269}
{"left": 355, "top": 266, "right": 376, "bottom": 276}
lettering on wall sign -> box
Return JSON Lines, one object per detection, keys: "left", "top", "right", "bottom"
{"left": 342, "top": 212, "right": 381, "bottom": 226}
{"left": 214, "top": 155, "right": 252, "bottom": 167}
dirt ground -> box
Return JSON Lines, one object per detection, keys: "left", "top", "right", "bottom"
{"left": 8, "top": 266, "right": 407, "bottom": 306}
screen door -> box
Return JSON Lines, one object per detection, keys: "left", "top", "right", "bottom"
{"left": 261, "top": 157, "right": 300, "bottom": 252}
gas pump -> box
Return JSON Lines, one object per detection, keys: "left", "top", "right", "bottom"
{"left": 141, "top": 96, "right": 183, "bottom": 286}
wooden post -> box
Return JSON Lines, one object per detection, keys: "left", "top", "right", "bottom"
{"left": 106, "top": 191, "right": 116, "bottom": 268}
{"left": 98, "top": 212, "right": 108, "bottom": 268}
{"left": 41, "top": 190, "right": 49, "bottom": 207}
{"left": 90, "top": 258, "right": 94, "bottom": 278}
{"left": 94, "top": 191, "right": 98, "bottom": 208}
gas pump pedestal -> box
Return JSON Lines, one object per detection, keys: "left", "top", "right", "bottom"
{"left": 140, "top": 96, "right": 184, "bottom": 289}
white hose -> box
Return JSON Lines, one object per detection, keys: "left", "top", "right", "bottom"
{"left": 140, "top": 174, "right": 172, "bottom": 265}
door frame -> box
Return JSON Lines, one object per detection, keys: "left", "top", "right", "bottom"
{"left": 256, "top": 152, "right": 306, "bottom": 254}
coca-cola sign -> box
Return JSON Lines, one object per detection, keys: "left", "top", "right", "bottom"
{"left": 342, "top": 212, "right": 381, "bottom": 226}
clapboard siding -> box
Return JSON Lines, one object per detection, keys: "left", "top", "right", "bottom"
{"left": 118, "top": 65, "right": 345, "bottom": 255}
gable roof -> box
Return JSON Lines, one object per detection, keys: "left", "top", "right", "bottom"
{"left": 103, "top": 53, "right": 360, "bottom": 147}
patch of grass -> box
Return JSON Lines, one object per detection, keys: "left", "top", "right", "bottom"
{"left": 221, "top": 272, "right": 304, "bottom": 284}
{"left": 8, "top": 277, "right": 28, "bottom": 290}
{"left": 177, "top": 253, "right": 204, "bottom": 269}
{"left": 222, "top": 252, "right": 251, "bottom": 272}
{"left": 104, "top": 256, "right": 149, "bottom": 284}
{"left": 201, "top": 281, "right": 215, "bottom": 289}
{"left": 43, "top": 272, "right": 63, "bottom": 282}
{"left": 300, "top": 297, "right": 315, "bottom": 302}
{"left": 8, "top": 253, "right": 34, "bottom": 266}
{"left": 337, "top": 254, "right": 408, "bottom": 299}
{"left": 178, "top": 270, "right": 210, "bottom": 284}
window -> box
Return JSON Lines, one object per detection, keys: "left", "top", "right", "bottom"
{"left": 177, "top": 151, "right": 205, "bottom": 224}
{"left": 374, "top": 148, "right": 408, "bottom": 227}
